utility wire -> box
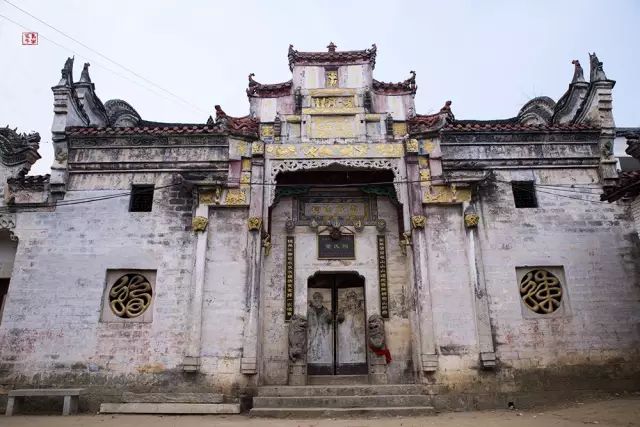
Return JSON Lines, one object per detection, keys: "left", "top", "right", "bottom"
{"left": 0, "top": 13, "right": 192, "bottom": 110}
{"left": 0, "top": 2, "right": 207, "bottom": 114}
{"left": 0, "top": 173, "right": 611, "bottom": 214}
{"left": 506, "top": 180, "right": 606, "bottom": 204}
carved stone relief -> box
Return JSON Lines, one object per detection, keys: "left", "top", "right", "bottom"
{"left": 288, "top": 314, "right": 308, "bottom": 362}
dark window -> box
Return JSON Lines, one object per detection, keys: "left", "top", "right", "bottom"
{"left": 512, "top": 181, "right": 537, "bottom": 208}
{"left": 0, "top": 278, "right": 9, "bottom": 324}
{"left": 129, "top": 185, "right": 154, "bottom": 212}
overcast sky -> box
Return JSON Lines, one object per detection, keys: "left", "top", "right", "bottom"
{"left": 1, "top": 0, "right": 638, "bottom": 175}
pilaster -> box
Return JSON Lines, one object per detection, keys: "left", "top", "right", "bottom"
{"left": 240, "top": 155, "right": 265, "bottom": 375}
{"left": 183, "top": 200, "right": 209, "bottom": 372}
{"left": 404, "top": 153, "right": 438, "bottom": 375}
{"left": 463, "top": 202, "right": 496, "bottom": 369}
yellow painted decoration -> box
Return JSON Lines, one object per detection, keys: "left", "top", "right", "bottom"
{"left": 311, "top": 116, "right": 356, "bottom": 138}
{"left": 241, "top": 158, "right": 252, "bottom": 171}
{"left": 464, "top": 213, "right": 480, "bottom": 228}
{"left": 423, "top": 185, "right": 472, "bottom": 204}
{"left": 248, "top": 216, "right": 262, "bottom": 231}
{"left": 375, "top": 144, "right": 404, "bottom": 157}
{"left": 224, "top": 189, "right": 247, "bottom": 205}
{"left": 393, "top": 122, "right": 408, "bottom": 136}
{"left": 405, "top": 138, "right": 419, "bottom": 153}
{"left": 419, "top": 169, "right": 431, "bottom": 186}
{"left": 260, "top": 125, "right": 274, "bottom": 138}
{"left": 240, "top": 172, "right": 251, "bottom": 185}
{"left": 199, "top": 187, "right": 222, "bottom": 205}
{"left": 192, "top": 216, "right": 208, "bottom": 232}
{"left": 266, "top": 143, "right": 405, "bottom": 159}
{"left": 411, "top": 215, "right": 427, "bottom": 229}
{"left": 252, "top": 141, "right": 265, "bottom": 156}
{"left": 325, "top": 70, "right": 338, "bottom": 88}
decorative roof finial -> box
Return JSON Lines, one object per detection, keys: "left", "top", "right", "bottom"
{"left": 327, "top": 42, "right": 337, "bottom": 53}
{"left": 79, "top": 63, "right": 92, "bottom": 83}
{"left": 440, "top": 100, "right": 452, "bottom": 113}
{"left": 58, "top": 56, "right": 74, "bottom": 86}
{"left": 571, "top": 60, "right": 585, "bottom": 83}
{"left": 589, "top": 52, "right": 608, "bottom": 82}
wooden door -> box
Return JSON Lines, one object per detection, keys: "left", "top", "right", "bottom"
{"left": 307, "top": 273, "right": 367, "bottom": 375}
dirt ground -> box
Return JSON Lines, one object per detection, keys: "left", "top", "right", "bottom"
{"left": 1, "top": 396, "right": 638, "bottom": 427}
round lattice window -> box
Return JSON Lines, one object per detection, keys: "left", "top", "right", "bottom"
{"left": 109, "top": 273, "right": 153, "bottom": 318}
{"left": 519, "top": 269, "right": 563, "bottom": 314}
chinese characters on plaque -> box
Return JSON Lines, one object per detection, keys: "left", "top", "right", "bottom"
{"left": 318, "top": 235, "right": 355, "bottom": 259}
{"left": 285, "top": 236, "right": 295, "bottom": 320}
{"left": 377, "top": 235, "right": 389, "bottom": 318}
{"left": 22, "top": 32, "right": 38, "bottom": 45}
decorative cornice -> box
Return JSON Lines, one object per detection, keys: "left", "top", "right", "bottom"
{"left": 407, "top": 101, "right": 454, "bottom": 135}
{"left": 246, "top": 74, "right": 292, "bottom": 98}
{"left": 288, "top": 43, "right": 377, "bottom": 71}
{"left": 372, "top": 71, "right": 417, "bottom": 95}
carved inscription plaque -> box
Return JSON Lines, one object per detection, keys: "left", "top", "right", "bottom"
{"left": 318, "top": 235, "right": 355, "bottom": 259}
{"left": 311, "top": 116, "right": 356, "bottom": 138}
{"left": 377, "top": 235, "right": 389, "bottom": 318}
{"left": 296, "top": 191, "right": 378, "bottom": 225}
{"left": 312, "top": 97, "right": 354, "bottom": 109}
{"left": 285, "top": 236, "right": 295, "bottom": 320}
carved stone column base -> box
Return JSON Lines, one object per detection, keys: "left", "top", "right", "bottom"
{"left": 241, "top": 357, "right": 257, "bottom": 375}
{"left": 421, "top": 353, "right": 438, "bottom": 373}
{"left": 368, "top": 354, "right": 388, "bottom": 385}
{"left": 288, "top": 361, "right": 307, "bottom": 386}
{"left": 182, "top": 356, "right": 200, "bottom": 373}
{"left": 480, "top": 352, "right": 497, "bottom": 369}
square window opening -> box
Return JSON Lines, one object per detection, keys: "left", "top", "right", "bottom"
{"left": 512, "top": 181, "right": 537, "bottom": 208}
{"left": 129, "top": 185, "right": 154, "bottom": 212}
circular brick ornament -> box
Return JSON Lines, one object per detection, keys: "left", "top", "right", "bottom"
{"left": 519, "top": 269, "right": 563, "bottom": 314}
{"left": 109, "top": 273, "right": 153, "bottom": 318}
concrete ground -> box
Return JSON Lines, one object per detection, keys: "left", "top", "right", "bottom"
{"left": 1, "top": 396, "right": 638, "bottom": 427}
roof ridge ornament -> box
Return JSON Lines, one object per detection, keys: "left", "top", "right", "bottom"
{"left": 327, "top": 42, "right": 337, "bottom": 52}
{"left": 58, "top": 56, "right": 74, "bottom": 86}
{"left": 571, "top": 60, "right": 585, "bottom": 84}
{"left": 79, "top": 63, "right": 92, "bottom": 83}
{"left": 589, "top": 52, "right": 608, "bottom": 82}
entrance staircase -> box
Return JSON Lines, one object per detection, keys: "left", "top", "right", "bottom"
{"left": 250, "top": 376, "right": 435, "bottom": 418}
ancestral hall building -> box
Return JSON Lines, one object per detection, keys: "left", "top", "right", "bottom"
{"left": 0, "top": 44, "right": 638, "bottom": 414}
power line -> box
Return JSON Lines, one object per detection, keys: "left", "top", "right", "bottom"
{"left": 0, "top": 13, "right": 196, "bottom": 111}
{"left": 1, "top": 1, "right": 207, "bottom": 114}
{"left": 505, "top": 180, "right": 606, "bottom": 204}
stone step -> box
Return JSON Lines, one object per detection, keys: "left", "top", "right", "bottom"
{"left": 253, "top": 394, "right": 433, "bottom": 408}
{"left": 250, "top": 406, "right": 436, "bottom": 418}
{"left": 308, "top": 375, "right": 368, "bottom": 385}
{"left": 121, "top": 392, "right": 223, "bottom": 403}
{"left": 99, "top": 403, "right": 240, "bottom": 414}
{"left": 258, "top": 384, "right": 427, "bottom": 397}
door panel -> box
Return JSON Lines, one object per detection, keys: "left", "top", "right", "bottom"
{"left": 336, "top": 287, "right": 367, "bottom": 374}
{"left": 307, "top": 287, "right": 334, "bottom": 375}
{"left": 307, "top": 273, "right": 367, "bottom": 375}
